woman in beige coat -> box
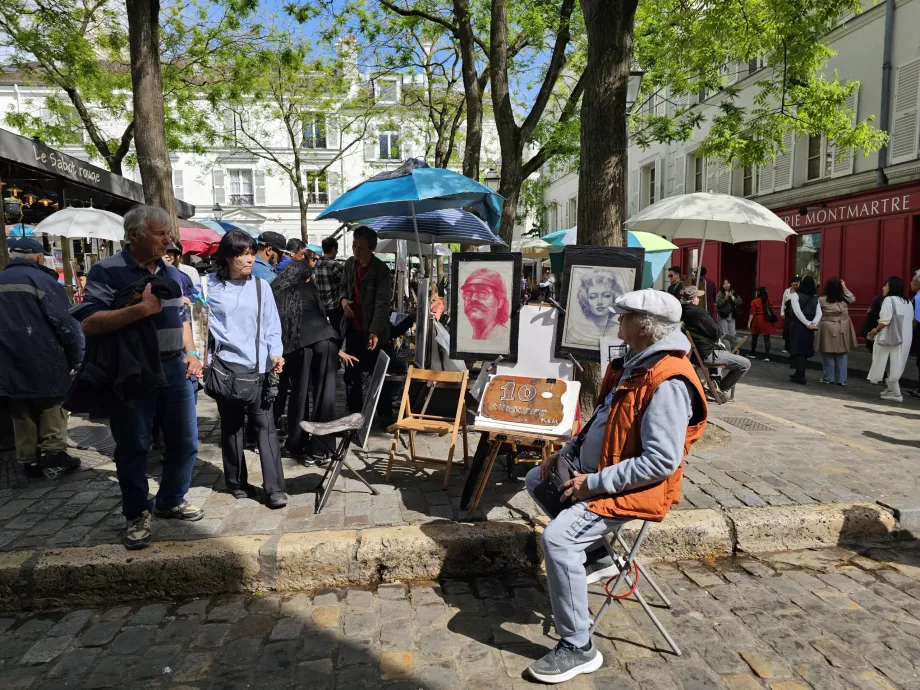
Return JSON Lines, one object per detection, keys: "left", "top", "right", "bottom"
{"left": 815, "top": 277, "right": 857, "bottom": 385}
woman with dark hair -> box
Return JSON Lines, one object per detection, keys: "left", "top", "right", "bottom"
{"left": 787, "top": 275, "right": 822, "bottom": 384}
{"left": 867, "top": 276, "right": 914, "bottom": 402}
{"left": 815, "top": 278, "right": 857, "bottom": 385}
{"left": 746, "top": 287, "right": 775, "bottom": 360}
{"left": 716, "top": 279, "right": 743, "bottom": 348}
{"left": 271, "top": 261, "right": 358, "bottom": 459}
{"left": 205, "top": 229, "right": 288, "bottom": 508}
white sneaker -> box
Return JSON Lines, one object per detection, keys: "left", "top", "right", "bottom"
{"left": 880, "top": 391, "right": 903, "bottom": 402}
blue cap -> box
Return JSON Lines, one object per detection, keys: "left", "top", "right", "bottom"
{"left": 8, "top": 237, "right": 50, "bottom": 256}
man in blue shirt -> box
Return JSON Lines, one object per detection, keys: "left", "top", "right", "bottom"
{"left": 75, "top": 205, "right": 205, "bottom": 550}
{"left": 252, "top": 231, "right": 286, "bottom": 284}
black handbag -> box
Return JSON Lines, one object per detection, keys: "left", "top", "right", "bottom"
{"left": 764, "top": 302, "right": 778, "bottom": 323}
{"left": 205, "top": 278, "right": 263, "bottom": 405}
{"left": 533, "top": 410, "right": 599, "bottom": 518}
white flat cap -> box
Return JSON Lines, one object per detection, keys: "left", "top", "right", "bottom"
{"left": 611, "top": 289, "right": 682, "bottom": 323}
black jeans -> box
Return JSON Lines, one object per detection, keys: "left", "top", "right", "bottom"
{"left": 285, "top": 340, "right": 338, "bottom": 454}
{"left": 749, "top": 334, "right": 771, "bottom": 357}
{"left": 215, "top": 383, "right": 285, "bottom": 495}
{"left": 343, "top": 328, "right": 406, "bottom": 417}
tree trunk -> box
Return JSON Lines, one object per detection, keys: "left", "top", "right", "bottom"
{"left": 576, "top": 0, "right": 639, "bottom": 410}
{"left": 454, "top": 0, "right": 483, "bottom": 181}
{"left": 126, "top": 0, "right": 178, "bottom": 237}
{"left": 0, "top": 229, "right": 8, "bottom": 271}
{"left": 496, "top": 157, "right": 523, "bottom": 247}
{"left": 298, "top": 190, "right": 309, "bottom": 244}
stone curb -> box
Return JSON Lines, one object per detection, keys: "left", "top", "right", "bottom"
{"left": 0, "top": 502, "right": 904, "bottom": 611}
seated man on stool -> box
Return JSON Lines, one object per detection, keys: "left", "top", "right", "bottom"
{"left": 679, "top": 286, "right": 750, "bottom": 403}
{"left": 524, "top": 290, "right": 707, "bottom": 684}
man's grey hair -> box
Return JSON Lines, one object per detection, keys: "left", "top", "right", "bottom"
{"left": 634, "top": 313, "right": 681, "bottom": 342}
{"left": 124, "top": 204, "right": 171, "bottom": 241}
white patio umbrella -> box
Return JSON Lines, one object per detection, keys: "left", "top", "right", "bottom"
{"left": 34, "top": 206, "right": 124, "bottom": 242}
{"left": 625, "top": 192, "right": 795, "bottom": 278}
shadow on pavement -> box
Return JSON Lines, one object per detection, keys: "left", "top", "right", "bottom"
{"left": 862, "top": 430, "right": 920, "bottom": 449}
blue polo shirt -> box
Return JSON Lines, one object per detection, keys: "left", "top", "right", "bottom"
{"left": 74, "top": 246, "right": 188, "bottom": 353}
{"left": 252, "top": 256, "right": 277, "bottom": 284}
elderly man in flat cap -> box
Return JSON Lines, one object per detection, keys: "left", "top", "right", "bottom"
{"left": 523, "top": 289, "right": 708, "bottom": 684}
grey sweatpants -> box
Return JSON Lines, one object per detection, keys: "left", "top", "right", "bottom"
{"left": 525, "top": 466, "right": 627, "bottom": 647}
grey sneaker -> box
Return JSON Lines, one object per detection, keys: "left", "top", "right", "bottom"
{"left": 154, "top": 502, "right": 204, "bottom": 521}
{"left": 585, "top": 553, "right": 621, "bottom": 585}
{"left": 527, "top": 640, "right": 603, "bottom": 684}
{"left": 125, "top": 511, "right": 152, "bottom": 550}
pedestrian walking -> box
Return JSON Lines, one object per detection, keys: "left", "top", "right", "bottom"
{"left": 665, "top": 266, "right": 683, "bottom": 297}
{"left": 522, "top": 290, "right": 707, "bottom": 684}
{"left": 746, "top": 287, "right": 776, "bottom": 360}
{"left": 788, "top": 276, "right": 822, "bottom": 385}
{"left": 908, "top": 270, "right": 920, "bottom": 400}
{"left": 780, "top": 275, "right": 800, "bottom": 353}
{"left": 0, "top": 238, "right": 84, "bottom": 477}
{"left": 313, "top": 236, "right": 344, "bottom": 338}
{"left": 815, "top": 278, "right": 857, "bottom": 386}
{"left": 74, "top": 205, "right": 204, "bottom": 550}
{"left": 205, "top": 229, "right": 288, "bottom": 508}
{"left": 716, "top": 279, "right": 742, "bottom": 348}
{"left": 252, "top": 231, "right": 286, "bottom": 284}
{"left": 271, "top": 260, "right": 358, "bottom": 460}
{"left": 867, "top": 276, "right": 914, "bottom": 402}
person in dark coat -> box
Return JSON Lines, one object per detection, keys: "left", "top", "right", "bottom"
{"left": 788, "top": 275, "right": 822, "bottom": 384}
{"left": 0, "top": 238, "right": 84, "bottom": 475}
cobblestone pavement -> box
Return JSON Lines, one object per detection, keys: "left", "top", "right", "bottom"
{"left": 0, "top": 359, "right": 918, "bottom": 552}
{"left": 2, "top": 542, "right": 920, "bottom": 688}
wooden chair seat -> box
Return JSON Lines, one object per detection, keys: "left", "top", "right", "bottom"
{"left": 387, "top": 417, "right": 454, "bottom": 435}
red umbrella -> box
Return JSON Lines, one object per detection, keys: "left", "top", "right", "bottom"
{"left": 179, "top": 224, "right": 221, "bottom": 256}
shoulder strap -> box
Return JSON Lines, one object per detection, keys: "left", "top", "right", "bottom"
{"left": 256, "top": 278, "right": 262, "bottom": 371}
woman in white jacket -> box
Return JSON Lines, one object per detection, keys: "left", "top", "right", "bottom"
{"left": 867, "top": 276, "right": 914, "bottom": 402}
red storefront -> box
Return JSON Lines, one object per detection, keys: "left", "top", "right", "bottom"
{"left": 672, "top": 181, "right": 920, "bottom": 333}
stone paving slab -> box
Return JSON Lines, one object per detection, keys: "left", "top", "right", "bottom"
{"left": 2, "top": 542, "right": 920, "bottom": 688}
{"left": 0, "top": 360, "right": 918, "bottom": 554}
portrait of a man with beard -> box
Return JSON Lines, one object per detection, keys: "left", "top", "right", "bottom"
{"left": 450, "top": 254, "right": 521, "bottom": 361}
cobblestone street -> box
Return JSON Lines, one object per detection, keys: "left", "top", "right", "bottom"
{"left": 1, "top": 542, "right": 919, "bottom": 689}
{"left": 0, "top": 358, "right": 919, "bottom": 552}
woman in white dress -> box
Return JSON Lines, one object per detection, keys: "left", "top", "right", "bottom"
{"left": 867, "top": 276, "right": 914, "bottom": 402}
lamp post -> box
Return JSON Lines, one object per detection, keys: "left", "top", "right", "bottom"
{"left": 212, "top": 203, "right": 223, "bottom": 221}
{"left": 623, "top": 70, "right": 645, "bottom": 243}
{"left": 483, "top": 168, "right": 500, "bottom": 192}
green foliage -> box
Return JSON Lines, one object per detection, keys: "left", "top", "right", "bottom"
{"left": 630, "top": 0, "right": 886, "bottom": 166}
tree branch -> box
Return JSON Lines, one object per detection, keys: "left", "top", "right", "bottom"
{"left": 522, "top": 70, "right": 585, "bottom": 179}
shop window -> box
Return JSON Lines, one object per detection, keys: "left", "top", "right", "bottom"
{"left": 795, "top": 233, "right": 821, "bottom": 286}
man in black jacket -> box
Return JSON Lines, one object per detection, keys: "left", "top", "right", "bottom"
{"left": 680, "top": 286, "right": 750, "bottom": 401}
{"left": 0, "top": 238, "right": 84, "bottom": 476}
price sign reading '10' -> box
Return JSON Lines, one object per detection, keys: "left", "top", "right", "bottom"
{"left": 480, "top": 375, "right": 566, "bottom": 427}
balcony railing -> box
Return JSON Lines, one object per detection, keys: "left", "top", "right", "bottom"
{"left": 308, "top": 192, "right": 329, "bottom": 205}
{"left": 228, "top": 194, "right": 254, "bottom": 206}
{"left": 305, "top": 136, "right": 327, "bottom": 149}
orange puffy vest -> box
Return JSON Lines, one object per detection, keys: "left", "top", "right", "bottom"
{"left": 586, "top": 350, "right": 708, "bottom": 522}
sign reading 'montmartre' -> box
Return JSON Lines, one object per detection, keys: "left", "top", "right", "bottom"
{"left": 778, "top": 190, "right": 918, "bottom": 230}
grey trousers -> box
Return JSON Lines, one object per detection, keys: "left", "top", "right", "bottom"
{"left": 705, "top": 349, "right": 751, "bottom": 390}
{"left": 525, "top": 466, "right": 627, "bottom": 647}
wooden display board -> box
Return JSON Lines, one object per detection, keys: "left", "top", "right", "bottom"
{"left": 479, "top": 376, "right": 566, "bottom": 427}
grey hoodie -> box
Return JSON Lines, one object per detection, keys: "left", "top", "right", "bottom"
{"left": 561, "top": 328, "right": 695, "bottom": 497}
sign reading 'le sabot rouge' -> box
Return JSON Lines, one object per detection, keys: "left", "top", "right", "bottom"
{"left": 480, "top": 375, "right": 565, "bottom": 428}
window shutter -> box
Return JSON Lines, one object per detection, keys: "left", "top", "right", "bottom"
{"left": 674, "top": 154, "right": 686, "bottom": 195}
{"left": 629, "top": 168, "right": 638, "bottom": 215}
{"left": 706, "top": 157, "right": 719, "bottom": 193}
{"left": 832, "top": 86, "right": 859, "bottom": 177}
{"left": 212, "top": 169, "right": 225, "bottom": 204}
{"left": 364, "top": 137, "right": 377, "bottom": 161}
{"left": 654, "top": 91, "right": 666, "bottom": 117}
{"left": 173, "top": 170, "right": 184, "bottom": 200}
{"left": 254, "top": 170, "right": 266, "bottom": 204}
{"left": 773, "top": 131, "right": 795, "bottom": 191}
{"left": 326, "top": 116, "right": 340, "bottom": 150}
{"left": 891, "top": 59, "right": 920, "bottom": 165}
{"left": 290, "top": 181, "right": 298, "bottom": 207}
{"left": 675, "top": 92, "right": 689, "bottom": 111}
{"left": 757, "top": 161, "right": 774, "bottom": 195}
{"left": 654, "top": 157, "right": 662, "bottom": 202}
{"left": 717, "top": 163, "right": 731, "bottom": 195}
{"left": 328, "top": 171, "right": 341, "bottom": 203}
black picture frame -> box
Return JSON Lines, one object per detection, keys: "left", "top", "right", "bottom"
{"left": 553, "top": 246, "right": 645, "bottom": 363}
{"left": 449, "top": 252, "right": 522, "bottom": 362}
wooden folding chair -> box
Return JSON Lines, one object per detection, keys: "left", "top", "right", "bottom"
{"left": 386, "top": 367, "right": 470, "bottom": 489}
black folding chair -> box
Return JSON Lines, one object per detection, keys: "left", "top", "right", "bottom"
{"left": 300, "top": 351, "right": 390, "bottom": 514}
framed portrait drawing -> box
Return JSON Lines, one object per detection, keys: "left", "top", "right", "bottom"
{"left": 449, "top": 252, "right": 522, "bottom": 361}
{"left": 554, "top": 246, "right": 645, "bottom": 362}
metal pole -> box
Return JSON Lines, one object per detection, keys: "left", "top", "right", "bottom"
{"left": 410, "top": 201, "right": 424, "bottom": 278}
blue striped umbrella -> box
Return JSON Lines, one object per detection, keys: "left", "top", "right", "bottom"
{"left": 369, "top": 208, "right": 504, "bottom": 247}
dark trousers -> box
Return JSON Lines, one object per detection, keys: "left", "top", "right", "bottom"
{"left": 344, "top": 328, "right": 406, "bottom": 417}
{"left": 285, "top": 340, "right": 338, "bottom": 454}
{"left": 791, "top": 354, "right": 808, "bottom": 379}
{"left": 750, "top": 334, "right": 771, "bottom": 357}
{"left": 326, "top": 306, "right": 345, "bottom": 340}
{"left": 215, "top": 383, "right": 285, "bottom": 495}
{"left": 273, "top": 371, "right": 291, "bottom": 429}
{"left": 109, "top": 355, "right": 198, "bottom": 520}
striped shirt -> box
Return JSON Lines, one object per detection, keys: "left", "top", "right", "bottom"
{"left": 73, "top": 247, "right": 188, "bottom": 353}
{"left": 313, "top": 256, "right": 344, "bottom": 311}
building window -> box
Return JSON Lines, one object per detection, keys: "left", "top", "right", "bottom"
{"left": 376, "top": 78, "right": 399, "bottom": 103}
{"left": 647, "top": 165, "right": 656, "bottom": 205}
{"left": 742, "top": 164, "right": 754, "bottom": 196}
{"left": 379, "top": 132, "right": 401, "bottom": 160}
{"left": 693, "top": 155, "right": 705, "bottom": 192}
{"left": 567, "top": 197, "right": 577, "bottom": 228}
{"left": 807, "top": 135, "right": 823, "bottom": 180}
{"left": 227, "top": 169, "right": 254, "bottom": 206}
{"left": 306, "top": 171, "right": 328, "bottom": 205}
{"left": 304, "top": 118, "right": 326, "bottom": 149}
{"left": 795, "top": 233, "right": 821, "bottom": 286}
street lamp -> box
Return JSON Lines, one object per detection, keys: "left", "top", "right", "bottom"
{"left": 212, "top": 203, "right": 223, "bottom": 221}
{"left": 626, "top": 70, "right": 645, "bottom": 113}
{"left": 484, "top": 168, "right": 500, "bottom": 192}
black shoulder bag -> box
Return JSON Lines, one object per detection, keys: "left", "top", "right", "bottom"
{"left": 532, "top": 409, "right": 600, "bottom": 518}
{"left": 205, "top": 278, "right": 263, "bottom": 405}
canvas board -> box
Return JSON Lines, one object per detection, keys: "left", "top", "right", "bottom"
{"left": 353, "top": 350, "right": 390, "bottom": 450}
{"left": 449, "top": 252, "right": 522, "bottom": 361}
{"left": 554, "top": 246, "right": 645, "bottom": 362}
{"left": 474, "top": 374, "right": 580, "bottom": 439}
